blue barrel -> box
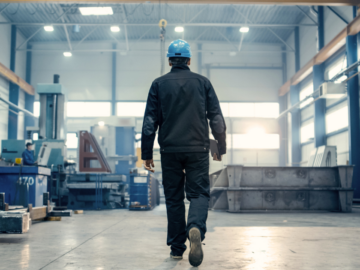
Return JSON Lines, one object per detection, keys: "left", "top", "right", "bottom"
{"left": 0, "top": 166, "right": 50, "bottom": 207}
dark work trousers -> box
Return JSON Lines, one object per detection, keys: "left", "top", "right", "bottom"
{"left": 161, "top": 152, "right": 210, "bottom": 255}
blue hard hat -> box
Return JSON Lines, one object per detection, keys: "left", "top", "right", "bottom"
{"left": 167, "top": 39, "right": 192, "bottom": 58}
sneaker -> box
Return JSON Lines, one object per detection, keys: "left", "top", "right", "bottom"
{"left": 188, "top": 227, "right": 203, "bottom": 267}
{"left": 170, "top": 251, "right": 183, "bottom": 260}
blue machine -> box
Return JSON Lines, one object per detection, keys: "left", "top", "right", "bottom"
{"left": 0, "top": 167, "right": 50, "bottom": 207}
{"left": 1, "top": 139, "right": 28, "bottom": 163}
{"left": 129, "top": 173, "right": 160, "bottom": 211}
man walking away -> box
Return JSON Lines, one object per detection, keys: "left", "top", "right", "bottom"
{"left": 141, "top": 39, "right": 226, "bottom": 267}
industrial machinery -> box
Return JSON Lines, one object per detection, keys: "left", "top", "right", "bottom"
{"left": 0, "top": 75, "right": 128, "bottom": 210}
{"left": 209, "top": 165, "right": 354, "bottom": 213}
{"left": 129, "top": 172, "right": 160, "bottom": 211}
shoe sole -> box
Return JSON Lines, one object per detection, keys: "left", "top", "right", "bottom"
{"left": 189, "top": 228, "right": 203, "bottom": 267}
{"left": 170, "top": 255, "right": 183, "bottom": 260}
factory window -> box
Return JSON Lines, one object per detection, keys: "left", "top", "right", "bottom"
{"left": 117, "top": 102, "right": 146, "bottom": 117}
{"left": 326, "top": 105, "right": 348, "bottom": 134}
{"left": 67, "top": 102, "right": 111, "bottom": 117}
{"left": 300, "top": 121, "right": 314, "bottom": 143}
{"left": 232, "top": 134, "right": 279, "bottom": 149}
{"left": 299, "top": 82, "right": 314, "bottom": 108}
{"left": 34, "top": 101, "right": 40, "bottom": 117}
{"left": 220, "top": 102, "right": 279, "bottom": 118}
{"left": 66, "top": 133, "right": 78, "bottom": 149}
{"left": 327, "top": 57, "right": 347, "bottom": 83}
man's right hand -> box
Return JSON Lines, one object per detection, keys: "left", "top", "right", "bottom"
{"left": 213, "top": 153, "right": 222, "bottom": 162}
{"left": 143, "top": 159, "right": 155, "bottom": 173}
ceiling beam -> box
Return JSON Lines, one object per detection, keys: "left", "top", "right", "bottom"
{"left": 279, "top": 13, "right": 360, "bottom": 96}
{"left": 0, "top": 0, "right": 357, "bottom": 6}
{"left": 0, "top": 22, "right": 317, "bottom": 27}
{"left": 0, "top": 62, "right": 34, "bottom": 95}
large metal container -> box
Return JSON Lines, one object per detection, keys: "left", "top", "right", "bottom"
{"left": 210, "top": 165, "right": 354, "bottom": 212}
{"left": 129, "top": 174, "right": 160, "bottom": 211}
{"left": 0, "top": 166, "right": 50, "bottom": 207}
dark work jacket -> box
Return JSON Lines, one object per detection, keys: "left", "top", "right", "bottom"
{"left": 141, "top": 64, "right": 226, "bottom": 160}
{"left": 22, "top": 149, "right": 35, "bottom": 165}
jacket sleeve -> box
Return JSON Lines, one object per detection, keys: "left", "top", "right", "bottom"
{"left": 206, "top": 81, "right": 227, "bottom": 156}
{"left": 141, "top": 82, "right": 159, "bottom": 160}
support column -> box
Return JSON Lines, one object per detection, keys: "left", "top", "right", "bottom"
{"left": 8, "top": 25, "right": 19, "bottom": 140}
{"left": 111, "top": 43, "right": 117, "bottom": 116}
{"left": 197, "top": 43, "right": 202, "bottom": 75}
{"left": 24, "top": 43, "right": 34, "bottom": 139}
{"left": 279, "top": 46, "right": 288, "bottom": 166}
{"left": 313, "top": 6, "right": 326, "bottom": 148}
{"left": 290, "top": 85, "right": 301, "bottom": 166}
{"left": 294, "top": 27, "right": 300, "bottom": 72}
{"left": 346, "top": 34, "right": 360, "bottom": 199}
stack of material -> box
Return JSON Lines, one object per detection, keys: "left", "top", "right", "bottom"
{"left": 0, "top": 212, "right": 30, "bottom": 233}
{"left": 210, "top": 165, "right": 354, "bottom": 212}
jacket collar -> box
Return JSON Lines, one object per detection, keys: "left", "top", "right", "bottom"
{"left": 171, "top": 64, "right": 190, "bottom": 72}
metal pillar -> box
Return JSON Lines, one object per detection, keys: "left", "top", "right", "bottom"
{"left": 279, "top": 46, "right": 288, "bottom": 166}
{"left": 294, "top": 27, "right": 300, "bottom": 72}
{"left": 353, "top": 6, "right": 358, "bottom": 19}
{"left": 24, "top": 43, "right": 34, "bottom": 139}
{"left": 314, "top": 6, "right": 326, "bottom": 148}
{"left": 111, "top": 43, "right": 116, "bottom": 116}
{"left": 8, "top": 25, "right": 19, "bottom": 140}
{"left": 346, "top": 34, "right": 360, "bottom": 199}
{"left": 197, "top": 43, "right": 202, "bottom": 75}
{"left": 290, "top": 85, "right": 301, "bottom": 166}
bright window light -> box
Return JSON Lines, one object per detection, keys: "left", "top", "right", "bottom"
{"left": 66, "top": 133, "right": 78, "bottom": 149}
{"left": 326, "top": 105, "right": 348, "bottom": 134}
{"left": 328, "top": 58, "right": 347, "bottom": 81}
{"left": 44, "top": 25, "right": 54, "bottom": 32}
{"left": 233, "top": 134, "right": 279, "bottom": 149}
{"left": 98, "top": 121, "right": 105, "bottom": 127}
{"left": 240, "top": 26, "right": 249, "bottom": 33}
{"left": 254, "top": 103, "right": 279, "bottom": 118}
{"left": 220, "top": 102, "right": 279, "bottom": 118}
{"left": 300, "top": 122, "right": 314, "bottom": 143}
{"left": 299, "top": 82, "right": 314, "bottom": 108}
{"left": 175, "top": 26, "right": 184, "bottom": 33}
{"left": 67, "top": 102, "right": 111, "bottom": 117}
{"left": 34, "top": 101, "right": 40, "bottom": 117}
{"left": 110, "top": 26, "right": 120, "bottom": 32}
{"left": 247, "top": 126, "right": 266, "bottom": 135}
{"left": 117, "top": 102, "right": 146, "bottom": 117}
{"left": 79, "top": 7, "right": 113, "bottom": 16}
{"left": 229, "top": 103, "right": 254, "bottom": 117}
{"left": 63, "top": 52, "right": 72, "bottom": 57}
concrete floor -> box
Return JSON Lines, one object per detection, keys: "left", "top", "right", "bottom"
{"left": 1, "top": 205, "right": 360, "bottom": 270}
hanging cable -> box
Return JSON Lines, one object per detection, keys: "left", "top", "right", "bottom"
{"left": 25, "top": 3, "right": 38, "bottom": 15}
{"left": 6, "top": 4, "right": 20, "bottom": 15}
{"left": 0, "top": 4, "right": 10, "bottom": 14}
{"left": 142, "top": 3, "right": 154, "bottom": 16}
{"left": 124, "top": 3, "right": 141, "bottom": 16}
{"left": 44, "top": 3, "right": 57, "bottom": 15}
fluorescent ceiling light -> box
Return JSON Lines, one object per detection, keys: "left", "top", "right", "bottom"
{"left": 79, "top": 7, "right": 113, "bottom": 16}
{"left": 240, "top": 26, "right": 249, "bottom": 33}
{"left": 229, "top": 52, "right": 237, "bottom": 57}
{"left": 175, "top": 26, "right": 184, "bottom": 33}
{"left": 98, "top": 121, "right": 105, "bottom": 127}
{"left": 110, "top": 26, "right": 120, "bottom": 32}
{"left": 44, "top": 25, "right": 54, "bottom": 32}
{"left": 63, "top": 52, "right": 72, "bottom": 57}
